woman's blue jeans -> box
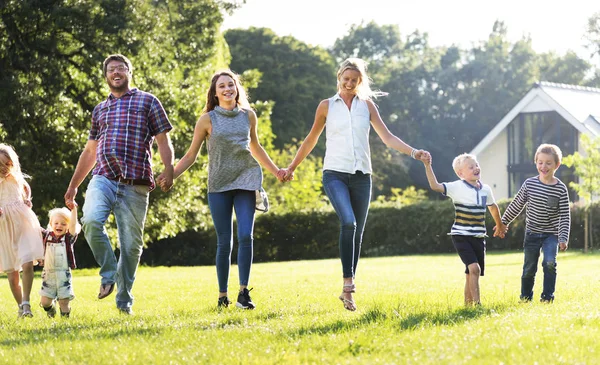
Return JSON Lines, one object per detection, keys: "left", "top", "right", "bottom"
{"left": 208, "top": 189, "right": 255, "bottom": 293}
{"left": 322, "top": 170, "right": 372, "bottom": 279}
{"left": 521, "top": 231, "right": 559, "bottom": 301}
{"left": 81, "top": 175, "right": 149, "bottom": 310}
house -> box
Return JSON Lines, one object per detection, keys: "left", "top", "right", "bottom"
{"left": 470, "top": 81, "right": 600, "bottom": 201}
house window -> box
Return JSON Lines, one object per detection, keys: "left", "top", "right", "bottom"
{"left": 507, "top": 111, "right": 578, "bottom": 198}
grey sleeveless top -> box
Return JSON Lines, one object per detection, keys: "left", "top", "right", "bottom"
{"left": 207, "top": 106, "right": 263, "bottom": 193}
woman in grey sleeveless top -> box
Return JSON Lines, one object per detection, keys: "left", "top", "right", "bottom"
{"left": 158, "top": 70, "right": 284, "bottom": 310}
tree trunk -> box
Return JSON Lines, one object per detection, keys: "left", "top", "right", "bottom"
{"left": 590, "top": 208, "right": 593, "bottom": 251}
{"left": 584, "top": 210, "right": 589, "bottom": 254}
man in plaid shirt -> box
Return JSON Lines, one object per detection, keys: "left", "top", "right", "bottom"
{"left": 64, "top": 54, "right": 174, "bottom": 315}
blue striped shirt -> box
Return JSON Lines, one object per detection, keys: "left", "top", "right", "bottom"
{"left": 502, "top": 176, "right": 571, "bottom": 243}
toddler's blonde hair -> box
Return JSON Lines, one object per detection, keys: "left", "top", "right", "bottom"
{"left": 48, "top": 207, "right": 81, "bottom": 234}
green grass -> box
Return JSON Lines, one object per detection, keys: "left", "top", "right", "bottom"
{"left": 1, "top": 251, "right": 600, "bottom": 364}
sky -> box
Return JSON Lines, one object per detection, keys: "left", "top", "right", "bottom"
{"left": 222, "top": 0, "right": 599, "bottom": 61}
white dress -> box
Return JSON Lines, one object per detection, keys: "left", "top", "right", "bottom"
{"left": 0, "top": 175, "right": 44, "bottom": 273}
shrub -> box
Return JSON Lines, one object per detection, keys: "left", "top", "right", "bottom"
{"left": 72, "top": 200, "right": 600, "bottom": 267}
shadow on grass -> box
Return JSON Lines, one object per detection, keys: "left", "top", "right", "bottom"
{"left": 290, "top": 304, "right": 510, "bottom": 337}
{"left": 0, "top": 321, "right": 162, "bottom": 347}
{"left": 397, "top": 306, "right": 493, "bottom": 330}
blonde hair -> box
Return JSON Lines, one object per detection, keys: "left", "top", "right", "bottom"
{"left": 48, "top": 207, "right": 81, "bottom": 234}
{"left": 0, "top": 143, "right": 29, "bottom": 197}
{"left": 452, "top": 153, "right": 478, "bottom": 177}
{"left": 336, "top": 58, "right": 386, "bottom": 100}
{"left": 534, "top": 143, "right": 562, "bottom": 164}
{"left": 203, "top": 69, "right": 251, "bottom": 113}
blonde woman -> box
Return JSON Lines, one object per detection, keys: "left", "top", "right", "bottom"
{"left": 283, "top": 58, "right": 428, "bottom": 311}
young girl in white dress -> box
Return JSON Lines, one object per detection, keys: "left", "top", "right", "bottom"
{"left": 0, "top": 143, "right": 44, "bottom": 317}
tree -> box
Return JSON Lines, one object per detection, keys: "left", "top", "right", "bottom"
{"left": 331, "top": 21, "right": 403, "bottom": 81}
{"left": 0, "top": 0, "right": 239, "bottom": 243}
{"left": 562, "top": 134, "right": 600, "bottom": 252}
{"left": 585, "top": 12, "right": 600, "bottom": 61}
{"left": 224, "top": 27, "right": 337, "bottom": 150}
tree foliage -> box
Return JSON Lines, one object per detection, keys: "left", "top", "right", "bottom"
{"left": 224, "top": 27, "right": 337, "bottom": 151}
{"left": 562, "top": 134, "right": 600, "bottom": 204}
{"left": 2, "top": 3, "right": 599, "bottom": 249}
{"left": 329, "top": 20, "right": 599, "bottom": 192}
{"left": 0, "top": 0, "right": 238, "bottom": 242}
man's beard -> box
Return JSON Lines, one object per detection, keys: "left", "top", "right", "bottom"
{"left": 108, "top": 78, "right": 129, "bottom": 93}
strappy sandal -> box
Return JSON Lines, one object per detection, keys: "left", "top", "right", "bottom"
{"left": 98, "top": 283, "right": 115, "bottom": 299}
{"left": 19, "top": 301, "right": 33, "bottom": 318}
{"left": 339, "top": 283, "right": 357, "bottom": 311}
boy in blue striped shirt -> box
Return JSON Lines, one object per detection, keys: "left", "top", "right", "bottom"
{"left": 501, "top": 144, "right": 571, "bottom": 303}
{"left": 422, "top": 153, "right": 506, "bottom": 306}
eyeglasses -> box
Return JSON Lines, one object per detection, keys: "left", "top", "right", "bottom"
{"left": 106, "top": 65, "right": 129, "bottom": 73}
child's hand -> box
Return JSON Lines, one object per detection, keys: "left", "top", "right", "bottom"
{"left": 559, "top": 242, "right": 568, "bottom": 251}
{"left": 414, "top": 149, "right": 429, "bottom": 163}
{"left": 418, "top": 151, "right": 432, "bottom": 165}
{"left": 0, "top": 207, "right": 3, "bottom": 218}
{"left": 37, "top": 259, "right": 44, "bottom": 266}
{"left": 493, "top": 223, "right": 508, "bottom": 238}
{"left": 24, "top": 199, "right": 32, "bottom": 208}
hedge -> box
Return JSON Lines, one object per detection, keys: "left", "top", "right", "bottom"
{"left": 71, "top": 201, "right": 600, "bottom": 268}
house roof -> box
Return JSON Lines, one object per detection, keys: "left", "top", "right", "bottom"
{"left": 471, "top": 81, "right": 600, "bottom": 156}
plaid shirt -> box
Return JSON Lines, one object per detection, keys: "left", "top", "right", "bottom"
{"left": 90, "top": 88, "right": 172, "bottom": 191}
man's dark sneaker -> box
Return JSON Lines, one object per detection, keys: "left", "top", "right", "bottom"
{"left": 236, "top": 288, "right": 255, "bottom": 310}
{"left": 218, "top": 296, "right": 231, "bottom": 308}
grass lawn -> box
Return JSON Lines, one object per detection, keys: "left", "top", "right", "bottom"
{"left": 1, "top": 251, "right": 600, "bottom": 364}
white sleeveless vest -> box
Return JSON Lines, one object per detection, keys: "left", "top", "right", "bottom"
{"left": 323, "top": 94, "right": 372, "bottom": 174}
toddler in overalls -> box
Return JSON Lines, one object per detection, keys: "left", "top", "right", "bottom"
{"left": 39, "top": 204, "right": 80, "bottom": 318}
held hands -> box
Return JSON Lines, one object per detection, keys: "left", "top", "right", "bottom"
{"left": 416, "top": 150, "right": 432, "bottom": 165}
{"left": 278, "top": 167, "right": 295, "bottom": 182}
{"left": 493, "top": 223, "right": 509, "bottom": 239}
{"left": 156, "top": 173, "right": 171, "bottom": 192}
{"left": 559, "top": 242, "right": 568, "bottom": 251}
{"left": 276, "top": 168, "right": 288, "bottom": 182}
{"left": 157, "top": 166, "right": 174, "bottom": 192}
{"left": 64, "top": 186, "right": 78, "bottom": 210}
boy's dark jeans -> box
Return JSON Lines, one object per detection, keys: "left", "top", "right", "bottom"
{"left": 521, "top": 232, "right": 559, "bottom": 301}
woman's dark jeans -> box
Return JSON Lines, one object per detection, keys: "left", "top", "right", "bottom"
{"left": 322, "top": 170, "right": 372, "bottom": 279}
{"left": 208, "top": 189, "right": 256, "bottom": 293}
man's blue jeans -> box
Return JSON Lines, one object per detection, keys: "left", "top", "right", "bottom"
{"left": 81, "top": 175, "right": 149, "bottom": 310}
{"left": 208, "top": 189, "right": 255, "bottom": 293}
{"left": 521, "top": 231, "right": 559, "bottom": 301}
{"left": 322, "top": 170, "right": 371, "bottom": 279}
